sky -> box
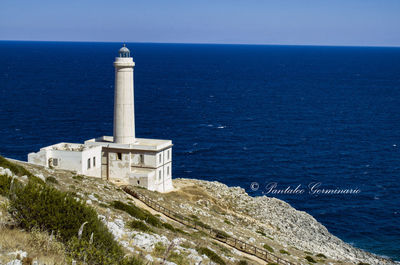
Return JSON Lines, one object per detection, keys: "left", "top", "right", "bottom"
{"left": 1, "top": 0, "right": 400, "bottom": 47}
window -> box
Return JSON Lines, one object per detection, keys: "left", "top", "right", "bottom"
{"left": 137, "top": 180, "right": 140, "bottom": 184}
{"left": 140, "top": 154, "right": 144, "bottom": 164}
{"left": 53, "top": 158, "right": 58, "bottom": 167}
{"left": 117, "top": 153, "right": 122, "bottom": 160}
{"left": 93, "top": 157, "right": 96, "bottom": 167}
{"left": 87, "top": 158, "right": 91, "bottom": 169}
{"left": 159, "top": 154, "right": 162, "bottom": 163}
{"left": 167, "top": 166, "right": 170, "bottom": 175}
{"left": 159, "top": 171, "right": 162, "bottom": 180}
{"left": 167, "top": 150, "right": 170, "bottom": 160}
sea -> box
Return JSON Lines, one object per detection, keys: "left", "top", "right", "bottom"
{"left": 0, "top": 41, "right": 399, "bottom": 261}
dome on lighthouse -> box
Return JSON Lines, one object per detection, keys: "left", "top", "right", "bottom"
{"left": 118, "top": 44, "right": 130, "bottom": 57}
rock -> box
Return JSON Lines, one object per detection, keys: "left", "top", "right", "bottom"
{"left": 8, "top": 250, "right": 27, "bottom": 259}
{"left": 35, "top": 173, "right": 45, "bottom": 182}
{"left": 145, "top": 254, "right": 153, "bottom": 262}
{"left": 0, "top": 167, "right": 13, "bottom": 177}
{"left": 132, "top": 232, "right": 170, "bottom": 252}
{"left": 6, "top": 260, "right": 22, "bottom": 265}
{"left": 107, "top": 220, "right": 125, "bottom": 240}
{"left": 88, "top": 194, "right": 98, "bottom": 202}
{"left": 195, "top": 179, "right": 395, "bottom": 265}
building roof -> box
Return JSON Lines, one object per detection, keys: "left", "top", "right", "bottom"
{"left": 85, "top": 136, "right": 172, "bottom": 152}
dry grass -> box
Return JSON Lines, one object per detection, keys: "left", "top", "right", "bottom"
{"left": 0, "top": 227, "right": 67, "bottom": 264}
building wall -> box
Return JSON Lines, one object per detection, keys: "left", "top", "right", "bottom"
{"left": 28, "top": 149, "right": 47, "bottom": 167}
{"left": 81, "top": 146, "right": 102, "bottom": 178}
{"left": 49, "top": 150, "right": 82, "bottom": 172}
{"left": 108, "top": 151, "right": 132, "bottom": 182}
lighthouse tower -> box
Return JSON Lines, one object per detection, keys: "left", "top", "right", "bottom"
{"left": 113, "top": 44, "right": 135, "bottom": 144}
{"left": 29, "top": 44, "right": 174, "bottom": 193}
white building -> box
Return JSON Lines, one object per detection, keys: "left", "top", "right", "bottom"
{"left": 28, "top": 45, "right": 173, "bottom": 193}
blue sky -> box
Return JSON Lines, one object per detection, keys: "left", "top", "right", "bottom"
{"left": 1, "top": 0, "right": 399, "bottom": 46}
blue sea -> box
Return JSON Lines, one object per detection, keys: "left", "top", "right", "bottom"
{"left": 0, "top": 41, "right": 399, "bottom": 261}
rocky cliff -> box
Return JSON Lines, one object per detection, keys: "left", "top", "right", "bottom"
{"left": 0, "top": 159, "right": 397, "bottom": 265}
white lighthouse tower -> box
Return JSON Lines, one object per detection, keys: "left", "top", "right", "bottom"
{"left": 113, "top": 44, "right": 135, "bottom": 144}
{"left": 28, "top": 44, "right": 174, "bottom": 193}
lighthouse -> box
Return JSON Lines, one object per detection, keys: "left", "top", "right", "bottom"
{"left": 113, "top": 44, "right": 135, "bottom": 144}
{"left": 28, "top": 44, "right": 174, "bottom": 193}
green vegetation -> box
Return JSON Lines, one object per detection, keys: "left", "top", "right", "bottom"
{"left": 11, "top": 181, "right": 123, "bottom": 264}
{"left": 175, "top": 228, "right": 189, "bottom": 235}
{"left": 153, "top": 242, "right": 166, "bottom": 256}
{"left": 197, "top": 247, "right": 226, "bottom": 265}
{"left": 267, "top": 263, "right": 278, "bottom": 265}
{"left": 161, "top": 222, "right": 176, "bottom": 232}
{"left": 0, "top": 158, "right": 144, "bottom": 265}
{"left": 72, "top": 175, "right": 84, "bottom": 181}
{"left": 128, "top": 220, "right": 153, "bottom": 232}
{"left": 237, "top": 260, "right": 248, "bottom": 265}
{"left": 189, "top": 214, "right": 199, "bottom": 220}
{"left": 305, "top": 255, "right": 317, "bottom": 263}
{"left": 316, "top": 253, "right": 327, "bottom": 258}
{"left": 0, "top": 173, "right": 13, "bottom": 196}
{"left": 224, "top": 219, "right": 232, "bottom": 225}
{"left": 167, "top": 252, "right": 189, "bottom": 265}
{"left": 46, "top": 176, "right": 58, "bottom": 184}
{"left": 279, "top": 249, "right": 290, "bottom": 255}
{"left": 263, "top": 243, "right": 274, "bottom": 252}
{"left": 357, "top": 263, "right": 371, "bottom": 265}
{"left": 0, "top": 156, "right": 34, "bottom": 178}
{"left": 111, "top": 200, "right": 162, "bottom": 227}
{"left": 193, "top": 219, "right": 211, "bottom": 229}
{"left": 256, "top": 229, "right": 266, "bottom": 236}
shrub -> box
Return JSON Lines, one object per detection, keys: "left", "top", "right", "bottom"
{"left": 279, "top": 249, "right": 290, "bottom": 255}
{"left": 305, "top": 255, "right": 317, "bottom": 263}
{"left": 197, "top": 247, "right": 226, "bottom": 265}
{"left": 72, "top": 175, "right": 84, "bottom": 181}
{"left": 357, "top": 263, "right": 371, "bottom": 265}
{"left": 162, "top": 222, "right": 176, "bottom": 232}
{"left": 10, "top": 181, "right": 124, "bottom": 264}
{"left": 0, "top": 156, "right": 43, "bottom": 185}
{"left": 99, "top": 202, "right": 109, "bottom": 208}
{"left": 111, "top": 200, "right": 162, "bottom": 227}
{"left": 237, "top": 261, "right": 248, "bottom": 265}
{"left": 153, "top": 242, "right": 166, "bottom": 256}
{"left": 316, "top": 253, "right": 327, "bottom": 258}
{"left": 224, "top": 219, "right": 232, "bottom": 225}
{"left": 0, "top": 173, "right": 13, "bottom": 196}
{"left": 167, "top": 252, "right": 189, "bottom": 265}
{"left": 256, "top": 229, "right": 266, "bottom": 236}
{"left": 0, "top": 156, "right": 33, "bottom": 178}
{"left": 128, "top": 220, "right": 153, "bottom": 232}
{"left": 67, "top": 237, "right": 123, "bottom": 265}
{"left": 263, "top": 243, "right": 274, "bottom": 252}
{"left": 46, "top": 176, "right": 58, "bottom": 184}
